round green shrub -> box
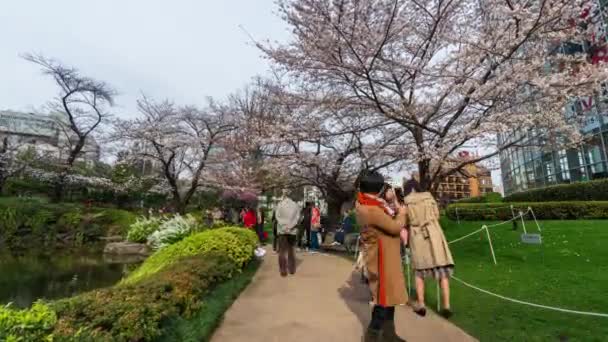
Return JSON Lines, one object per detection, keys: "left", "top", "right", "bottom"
{"left": 123, "top": 227, "right": 257, "bottom": 284}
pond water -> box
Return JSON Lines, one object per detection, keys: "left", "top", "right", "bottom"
{"left": 0, "top": 247, "right": 143, "bottom": 308}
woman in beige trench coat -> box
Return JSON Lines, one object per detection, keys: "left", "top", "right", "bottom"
{"left": 405, "top": 181, "right": 454, "bottom": 318}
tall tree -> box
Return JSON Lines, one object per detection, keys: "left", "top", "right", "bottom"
{"left": 241, "top": 80, "right": 407, "bottom": 222}
{"left": 261, "top": 0, "right": 608, "bottom": 190}
{"left": 115, "top": 97, "right": 236, "bottom": 213}
{"left": 24, "top": 53, "right": 116, "bottom": 200}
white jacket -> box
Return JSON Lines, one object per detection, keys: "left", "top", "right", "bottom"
{"left": 275, "top": 197, "right": 301, "bottom": 235}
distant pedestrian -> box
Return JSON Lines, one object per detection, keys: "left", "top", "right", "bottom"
{"left": 243, "top": 207, "right": 257, "bottom": 229}
{"left": 274, "top": 191, "right": 301, "bottom": 277}
{"left": 298, "top": 202, "right": 313, "bottom": 250}
{"left": 256, "top": 207, "right": 266, "bottom": 243}
{"left": 272, "top": 211, "right": 278, "bottom": 252}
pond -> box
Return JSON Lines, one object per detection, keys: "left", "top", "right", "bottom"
{"left": 0, "top": 247, "right": 143, "bottom": 308}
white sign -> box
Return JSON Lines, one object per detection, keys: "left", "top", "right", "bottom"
{"left": 521, "top": 233, "right": 542, "bottom": 245}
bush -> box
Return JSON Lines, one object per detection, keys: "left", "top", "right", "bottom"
{"left": 446, "top": 201, "right": 608, "bottom": 220}
{"left": 0, "top": 301, "right": 57, "bottom": 342}
{"left": 126, "top": 216, "right": 165, "bottom": 243}
{"left": 504, "top": 178, "right": 608, "bottom": 202}
{"left": 456, "top": 192, "right": 503, "bottom": 204}
{"left": 52, "top": 254, "right": 238, "bottom": 342}
{"left": 0, "top": 197, "right": 136, "bottom": 249}
{"left": 124, "top": 227, "right": 257, "bottom": 285}
{"left": 147, "top": 214, "right": 200, "bottom": 250}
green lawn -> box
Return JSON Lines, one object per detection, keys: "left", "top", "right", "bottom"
{"left": 413, "top": 218, "right": 608, "bottom": 342}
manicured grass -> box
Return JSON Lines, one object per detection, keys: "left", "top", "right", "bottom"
{"left": 159, "top": 259, "right": 261, "bottom": 342}
{"left": 415, "top": 218, "right": 608, "bottom": 341}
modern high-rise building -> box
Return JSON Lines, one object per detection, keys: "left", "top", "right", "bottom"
{"left": 0, "top": 110, "right": 100, "bottom": 164}
{"left": 498, "top": 1, "right": 608, "bottom": 195}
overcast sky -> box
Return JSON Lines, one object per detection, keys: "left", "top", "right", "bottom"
{"left": 0, "top": 0, "right": 287, "bottom": 117}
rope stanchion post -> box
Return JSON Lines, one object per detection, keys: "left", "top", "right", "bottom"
{"left": 484, "top": 225, "right": 498, "bottom": 265}
{"left": 519, "top": 210, "right": 528, "bottom": 234}
{"left": 529, "top": 206, "right": 542, "bottom": 232}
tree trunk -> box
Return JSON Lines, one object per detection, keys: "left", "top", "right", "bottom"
{"left": 53, "top": 173, "right": 67, "bottom": 202}
{"left": 325, "top": 190, "right": 351, "bottom": 229}
{"left": 418, "top": 159, "right": 432, "bottom": 191}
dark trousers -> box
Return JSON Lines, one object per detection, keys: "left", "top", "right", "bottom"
{"left": 272, "top": 223, "right": 278, "bottom": 251}
{"left": 255, "top": 223, "right": 264, "bottom": 243}
{"left": 298, "top": 225, "right": 311, "bottom": 248}
{"left": 278, "top": 234, "right": 296, "bottom": 276}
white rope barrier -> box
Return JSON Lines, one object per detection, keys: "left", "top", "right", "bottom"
{"left": 452, "top": 276, "right": 608, "bottom": 318}
{"left": 448, "top": 227, "right": 487, "bottom": 244}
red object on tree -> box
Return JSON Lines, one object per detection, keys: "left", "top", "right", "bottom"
{"left": 263, "top": 231, "right": 269, "bottom": 240}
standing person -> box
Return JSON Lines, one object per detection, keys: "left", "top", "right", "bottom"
{"left": 271, "top": 211, "right": 278, "bottom": 252}
{"left": 298, "top": 202, "right": 313, "bottom": 250}
{"left": 405, "top": 180, "right": 454, "bottom": 318}
{"left": 256, "top": 207, "right": 266, "bottom": 243}
{"left": 310, "top": 203, "right": 322, "bottom": 249}
{"left": 274, "top": 191, "right": 301, "bottom": 276}
{"left": 356, "top": 170, "right": 407, "bottom": 342}
{"left": 243, "top": 207, "right": 257, "bottom": 229}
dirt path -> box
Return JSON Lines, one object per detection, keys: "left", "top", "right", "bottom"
{"left": 211, "top": 249, "right": 477, "bottom": 342}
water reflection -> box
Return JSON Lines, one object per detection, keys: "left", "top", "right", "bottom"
{"left": 0, "top": 248, "right": 143, "bottom": 308}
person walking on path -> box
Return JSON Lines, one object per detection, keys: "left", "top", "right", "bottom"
{"left": 404, "top": 181, "right": 455, "bottom": 318}
{"left": 271, "top": 211, "right": 278, "bottom": 252}
{"left": 274, "top": 192, "right": 301, "bottom": 277}
{"left": 356, "top": 170, "right": 408, "bottom": 342}
{"left": 256, "top": 207, "right": 266, "bottom": 243}
{"left": 298, "top": 201, "right": 313, "bottom": 250}
{"left": 310, "top": 203, "right": 322, "bottom": 250}
{"left": 243, "top": 207, "right": 257, "bottom": 229}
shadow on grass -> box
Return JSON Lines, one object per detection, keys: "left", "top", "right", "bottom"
{"left": 159, "top": 259, "right": 261, "bottom": 342}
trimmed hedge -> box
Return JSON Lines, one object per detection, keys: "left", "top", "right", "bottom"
{"left": 505, "top": 178, "right": 608, "bottom": 202}
{"left": 446, "top": 202, "right": 608, "bottom": 220}
{"left": 52, "top": 254, "right": 238, "bottom": 341}
{"left": 455, "top": 192, "right": 503, "bottom": 204}
{"left": 1, "top": 226, "right": 259, "bottom": 341}
{"left": 123, "top": 227, "right": 258, "bottom": 284}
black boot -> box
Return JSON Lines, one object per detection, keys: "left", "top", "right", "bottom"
{"left": 382, "top": 307, "right": 406, "bottom": 342}
{"left": 382, "top": 320, "right": 406, "bottom": 342}
{"left": 364, "top": 327, "right": 383, "bottom": 342}
{"left": 365, "top": 306, "right": 385, "bottom": 342}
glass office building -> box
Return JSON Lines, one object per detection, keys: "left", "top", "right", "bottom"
{"left": 498, "top": 119, "right": 608, "bottom": 195}
{"left": 499, "top": 0, "right": 608, "bottom": 196}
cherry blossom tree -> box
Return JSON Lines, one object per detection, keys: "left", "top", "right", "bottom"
{"left": 24, "top": 53, "right": 116, "bottom": 200}
{"left": 261, "top": 0, "right": 608, "bottom": 190}
{"left": 231, "top": 78, "right": 408, "bottom": 222}
{"left": 115, "top": 97, "right": 236, "bottom": 213}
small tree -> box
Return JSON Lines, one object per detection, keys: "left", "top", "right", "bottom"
{"left": 24, "top": 53, "right": 116, "bottom": 200}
